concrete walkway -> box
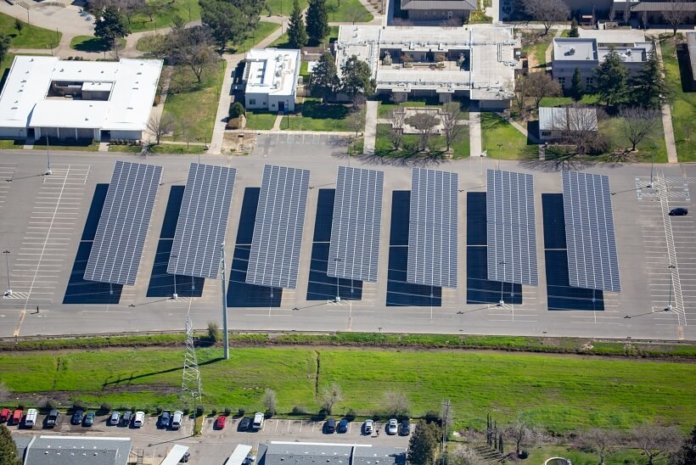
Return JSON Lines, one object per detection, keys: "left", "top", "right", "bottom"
{"left": 363, "top": 100, "right": 378, "bottom": 154}
{"left": 469, "top": 106, "right": 482, "bottom": 157}
{"left": 653, "top": 43, "right": 679, "bottom": 164}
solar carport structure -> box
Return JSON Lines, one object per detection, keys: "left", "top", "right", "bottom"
{"left": 84, "top": 161, "right": 162, "bottom": 285}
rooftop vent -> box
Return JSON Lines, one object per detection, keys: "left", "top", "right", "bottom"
{"left": 564, "top": 47, "right": 575, "bottom": 56}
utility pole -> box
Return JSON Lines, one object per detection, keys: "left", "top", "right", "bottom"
{"left": 220, "top": 242, "right": 229, "bottom": 360}
{"left": 2, "top": 250, "right": 11, "bottom": 297}
{"left": 45, "top": 137, "right": 52, "bottom": 176}
{"left": 181, "top": 313, "right": 202, "bottom": 409}
{"left": 441, "top": 399, "right": 451, "bottom": 465}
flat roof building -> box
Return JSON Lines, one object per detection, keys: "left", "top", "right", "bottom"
{"left": 0, "top": 56, "right": 163, "bottom": 142}
{"left": 538, "top": 106, "right": 598, "bottom": 141}
{"left": 17, "top": 435, "right": 132, "bottom": 465}
{"left": 258, "top": 441, "right": 407, "bottom": 465}
{"left": 399, "top": 0, "right": 478, "bottom": 23}
{"left": 335, "top": 25, "right": 520, "bottom": 108}
{"left": 243, "top": 48, "right": 301, "bottom": 113}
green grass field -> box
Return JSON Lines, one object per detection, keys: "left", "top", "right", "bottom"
{"left": 163, "top": 60, "right": 225, "bottom": 142}
{"left": 281, "top": 100, "right": 351, "bottom": 131}
{"left": 270, "top": 25, "right": 338, "bottom": 48}
{"left": 245, "top": 111, "right": 278, "bottom": 130}
{"left": 375, "top": 123, "right": 469, "bottom": 159}
{"left": 70, "top": 35, "right": 126, "bottom": 52}
{"left": 127, "top": 0, "right": 201, "bottom": 32}
{"left": 326, "top": 0, "right": 373, "bottom": 23}
{"left": 0, "top": 13, "right": 61, "bottom": 49}
{"left": 265, "top": 0, "right": 308, "bottom": 16}
{"left": 598, "top": 116, "right": 668, "bottom": 163}
{"left": 1, "top": 346, "right": 695, "bottom": 433}
{"left": 538, "top": 94, "right": 600, "bottom": 107}
{"left": 661, "top": 38, "right": 696, "bottom": 162}
{"left": 481, "top": 113, "right": 537, "bottom": 159}
{"left": 230, "top": 21, "right": 281, "bottom": 53}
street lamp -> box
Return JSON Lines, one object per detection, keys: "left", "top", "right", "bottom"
{"left": 171, "top": 254, "right": 178, "bottom": 299}
{"left": 333, "top": 258, "right": 342, "bottom": 302}
{"left": 2, "top": 250, "right": 11, "bottom": 297}
{"left": 498, "top": 261, "right": 506, "bottom": 307}
{"left": 666, "top": 264, "right": 676, "bottom": 312}
{"left": 45, "top": 137, "right": 52, "bottom": 176}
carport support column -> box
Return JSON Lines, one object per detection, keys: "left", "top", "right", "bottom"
{"left": 220, "top": 242, "right": 229, "bottom": 360}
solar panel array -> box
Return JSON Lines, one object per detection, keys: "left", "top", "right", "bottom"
{"left": 486, "top": 169, "right": 538, "bottom": 286}
{"left": 85, "top": 161, "right": 162, "bottom": 286}
{"left": 167, "top": 163, "right": 236, "bottom": 279}
{"left": 562, "top": 170, "right": 621, "bottom": 292}
{"left": 407, "top": 168, "right": 458, "bottom": 288}
{"left": 327, "top": 166, "right": 384, "bottom": 282}
{"left": 246, "top": 165, "right": 310, "bottom": 289}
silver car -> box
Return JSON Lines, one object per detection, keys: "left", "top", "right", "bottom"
{"left": 108, "top": 411, "right": 121, "bottom": 426}
{"left": 386, "top": 418, "right": 398, "bottom": 435}
{"left": 363, "top": 419, "right": 374, "bottom": 435}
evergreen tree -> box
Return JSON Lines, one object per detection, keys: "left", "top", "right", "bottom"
{"left": 568, "top": 19, "right": 579, "bottom": 37}
{"left": 594, "top": 48, "right": 628, "bottom": 107}
{"left": 408, "top": 421, "right": 441, "bottom": 465}
{"left": 630, "top": 49, "right": 667, "bottom": 109}
{"left": 674, "top": 426, "right": 696, "bottom": 465}
{"left": 287, "top": 0, "right": 307, "bottom": 48}
{"left": 0, "top": 33, "right": 10, "bottom": 65}
{"left": 340, "top": 55, "right": 375, "bottom": 99}
{"left": 306, "top": 0, "right": 329, "bottom": 44}
{"left": 94, "top": 5, "right": 129, "bottom": 49}
{"left": 310, "top": 51, "right": 340, "bottom": 100}
{"left": 0, "top": 424, "right": 20, "bottom": 465}
{"left": 570, "top": 67, "right": 584, "bottom": 100}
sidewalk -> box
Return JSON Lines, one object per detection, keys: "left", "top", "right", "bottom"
{"left": 363, "top": 100, "right": 378, "bottom": 154}
{"left": 469, "top": 105, "right": 482, "bottom": 157}
{"left": 653, "top": 43, "right": 679, "bottom": 164}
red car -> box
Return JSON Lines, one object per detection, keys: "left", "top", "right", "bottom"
{"left": 214, "top": 415, "right": 226, "bottom": 430}
{"left": 11, "top": 409, "right": 23, "bottom": 426}
{"left": 0, "top": 408, "right": 9, "bottom": 423}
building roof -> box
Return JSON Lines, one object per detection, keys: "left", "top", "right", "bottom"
{"left": 577, "top": 28, "right": 646, "bottom": 45}
{"left": 630, "top": 1, "right": 696, "bottom": 12}
{"left": 553, "top": 37, "right": 652, "bottom": 64}
{"left": 22, "top": 436, "right": 132, "bottom": 465}
{"left": 597, "top": 41, "right": 652, "bottom": 63}
{"left": 0, "top": 56, "right": 162, "bottom": 131}
{"left": 400, "top": 0, "right": 477, "bottom": 11}
{"left": 261, "top": 442, "right": 406, "bottom": 465}
{"left": 687, "top": 32, "right": 696, "bottom": 80}
{"left": 244, "top": 48, "right": 301, "bottom": 98}
{"left": 336, "top": 25, "right": 519, "bottom": 101}
{"left": 539, "top": 107, "right": 598, "bottom": 132}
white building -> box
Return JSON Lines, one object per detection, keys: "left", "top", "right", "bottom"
{"left": 243, "top": 48, "right": 301, "bottom": 113}
{"left": 335, "top": 25, "right": 520, "bottom": 109}
{"left": 0, "top": 56, "right": 163, "bottom": 142}
{"left": 538, "top": 106, "right": 598, "bottom": 141}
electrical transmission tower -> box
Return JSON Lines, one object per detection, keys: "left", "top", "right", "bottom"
{"left": 181, "top": 313, "right": 202, "bottom": 408}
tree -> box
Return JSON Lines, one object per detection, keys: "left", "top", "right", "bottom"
{"left": 664, "top": 0, "right": 690, "bottom": 36}
{"left": 521, "top": 0, "right": 569, "bottom": 35}
{"left": 167, "top": 26, "right": 217, "bottom": 83}
{"left": 94, "top": 5, "right": 130, "bottom": 49}
{"left": 200, "top": 0, "right": 262, "bottom": 50}
{"left": 505, "top": 419, "right": 536, "bottom": 457}
{"left": 310, "top": 51, "right": 340, "bottom": 100}
{"left": 287, "top": 0, "right": 308, "bottom": 48}
{"left": 568, "top": 18, "right": 579, "bottom": 37}
{"left": 206, "top": 321, "right": 220, "bottom": 342}
{"left": 388, "top": 109, "right": 406, "bottom": 150}
{"left": 673, "top": 426, "right": 696, "bottom": 465}
{"left": 555, "top": 105, "right": 601, "bottom": 155}
{"left": 306, "top": 0, "right": 329, "bottom": 44}
{"left": 319, "top": 383, "right": 342, "bottom": 415}
{"left": 570, "top": 67, "right": 583, "bottom": 100}
{"left": 630, "top": 49, "right": 666, "bottom": 109}
{"left": 620, "top": 107, "right": 659, "bottom": 151}
{"left": 579, "top": 428, "right": 622, "bottom": 465}
{"left": 0, "top": 34, "right": 10, "bottom": 66}
{"left": 405, "top": 112, "right": 440, "bottom": 152}
{"left": 631, "top": 425, "right": 682, "bottom": 465}
{"left": 525, "top": 72, "right": 561, "bottom": 108}
{"left": 383, "top": 391, "right": 410, "bottom": 418}
{"left": 263, "top": 388, "right": 277, "bottom": 415}
{"left": 340, "top": 55, "right": 375, "bottom": 99}
{"left": 440, "top": 102, "right": 463, "bottom": 152}
{"left": 0, "top": 425, "right": 20, "bottom": 465}
{"left": 347, "top": 106, "right": 366, "bottom": 139}
{"left": 147, "top": 113, "right": 175, "bottom": 145}
{"left": 408, "top": 421, "right": 441, "bottom": 465}
{"left": 447, "top": 445, "right": 485, "bottom": 465}
{"left": 595, "top": 49, "right": 628, "bottom": 107}
{"left": 513, "top": 74, "right": 531, "bottom": 117}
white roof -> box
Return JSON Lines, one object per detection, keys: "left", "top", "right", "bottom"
{"left": 539, "top": 107, "right": 598, "bottom": 132}
{"left": 160, "top": 445, "right": 189, "bottom": 465}
{"left": 578, "top": 28, "right": 646, "bottom": 45}
{"left": 553, "top": 38, "right": 597, "bottom": 62}
{"left": 0, "top": 56, "right": 163, "bottom": 131}
{"left": 244, "top": 48, "right": 300, "bottom": 98}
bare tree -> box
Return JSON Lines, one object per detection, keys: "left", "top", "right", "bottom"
{"left": 383, "top": 391, "right": 410, "bottom": 418}
{"left": 263, "top": 388, "right": 277, "bottom": 415}
{"left": 663, "top": 0, "right": 690, "bottom": 36}
{"left": 553, "top": 105, "right": 600, "bottom": 154}
{"left": 389, "top": 109, "right": 406, "bottom": 150}
{"left": 147, "top": 113, "right": 175, "bottom": 145}
{"left": 320, "top": 383, "right": 343, "bottom": 415}
{"left": 405, "top": 112, "right": 440, "bottom": 152}
{"left": 579, "top": 428, "right": 623, "bottom": 465}
{"left": 513, "top": 74, "right": 531, "bottom": 117}
{"left": 347, "top": 106, "right": 366, "bottom": 154}
{"left": 521, "top": 0, "right": 570, "bottom": 35}
{"left": 526, "top": 72, "right": 562, "bottom": 109}
{"left": 440, "top": 102, "right": 463, "bottom": 152}
{"left": 448, "top": 445, "right": 486, "bottom": 465}
{"left": 631, "top": 425, "right": 683, "bottom": 465}
{"left": 505, "top": 419, "right": 536, "bottom": 457}
{"left": 167, "top": 26, "right": 217, "bottom": 83}
{"left": 620, "top": 107, "right": 659, "bottom": 151}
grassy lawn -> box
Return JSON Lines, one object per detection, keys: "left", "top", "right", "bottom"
{"left": 538, "top": 94, "right": 600, "bottom": 107}
{"left": 1, "top": 346, "right": 696, "bottom": 432}
{"left": 0, "top": 139, "right": 23, "bottom": 149}
{"left": 326, "top": 0, "right": 373, "bottom": 23}
{"left": 229, "top": 21, "right": 280, "bottom": 53}
{"left": 597, "top": 116, "right": 668, "bottom": 163}
{"left": 127, "top": 0, "right": 201, "bottom": 32}
{"left": 135, "top": 34, "right": 165, "bottom": 53}
{"left": 0, "top": 13, "right": 61, "bottom": 49}
{"left": 522, "top": 29, "right": 555, "bottom": 68}
{"left": 526, "top": 444, "right": 654, "bottom": 465}
{"left": 109, "top": 143, "right": 207, "bottom": 153}
{"left": 245, "top": 111, "right": 278, "bottom": 130}
{"left": 481, "top": 113, "right": 537, "bottom": 159}
{"left": 281, "top": 100, "right": 351, "bottom": 131}
{"left": 265, "top": 0, "right": 307, "bottom": 16}
{"left": 661, "top": 38, "right": 696, "bottom": 162}
{"left": 70, "top": 35, "right": 126, "bottom": 52}
{"left": 271, "top": 25, "right": 338, "bottom": 49}
{"left": 163, "top": 60, "right": 225, "bottom": 142}
{"left": 375, "top": 123, "right": 469, "bottom": 159}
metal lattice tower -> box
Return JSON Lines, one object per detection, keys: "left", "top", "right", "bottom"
{"left": 181, "top": 314, "right": 202, "bottom": 406}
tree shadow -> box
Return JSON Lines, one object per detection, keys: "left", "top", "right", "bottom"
{"left": 101, "top": 357, "right": 224, "bottom": 389}
{"left": 72, "top": 37, "right": 112, "bottom": 52}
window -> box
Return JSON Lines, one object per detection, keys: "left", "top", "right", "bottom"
{"left": 585, "top": 77, "right": 593, "bottom": 85}
{"left": 558, "top": 77, "right": 566, "bottom": 85}
{"left": 249, "top": 99, "right": 256, "bottom": 105}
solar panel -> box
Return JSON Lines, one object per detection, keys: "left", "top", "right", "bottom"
{"left": 85, "top": 161, "right": 162, "bottom": 285}
{"left": 327, "top": 166, "right": 384, "bottom": 282}
{"left": 562, "top": 170, "right": 621, "bottom": 292}
{"left": 486, "top": 169, "right": 538, "bottom": 286}
{"left": 246, "top": 165, "right": 310, "bottom": 289}
{"left": 167, "top": 163, "right": 236, "bottom": 279}
{"left": 407, "top": 168, "right": 458, "bottom": 288}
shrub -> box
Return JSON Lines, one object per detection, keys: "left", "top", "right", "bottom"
{"left": 345, "top": 409, "right": 356, "bottom": 422}
{"left": 229, "top": 102, "right": 246, "bottom": 119}
{"left": 72, "top": 401, "right": 87, "bottom": 412}
{"left": 195, "top": 406, "right": 204, "bottom": 417}
{"left": 237, "top": 408, "right": 245, "bottom": 418}
{"left": 100, "top": 403, "right": 112, "bottom": 414}
{"left": 224, "top": 408, "right": 232, "bottom": 416}
{"left": 211, "top": 409, "right": 218, "bottom": 417}
{"left": 424, "top": 410, "right": 442, "bottom": 425}
{"left": 292, "top": 406, "right": 308, "bottom": 415}
{"left": 207, "top": 322, "right": 220, "bottom": 343}
{"left": 155, "top": 406, "right": 163, "bottom": 415}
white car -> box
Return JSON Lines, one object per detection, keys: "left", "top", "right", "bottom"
{"left": 386, "top": 418, "right": 398, "bottom": 435}
{"left": 24, "top": 409, "right": 38, "bottom": 428}
{"left": 363, "top": 419, "right": 374, "bottom": 435}
{"left": 133, "top": 411, "right": 145, "bottom": 428}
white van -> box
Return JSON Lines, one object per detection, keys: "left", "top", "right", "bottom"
{"left": 24, "top": 409, "right": 38, "bottom": 428}
{"left": 171, "top": 411, "right": 183, "bottom": 430}
{"left": 251, "top": 412, "right": 264, "bottom": 431}
{"left": 133, "top": 411, "right": 145, "bottom": 428}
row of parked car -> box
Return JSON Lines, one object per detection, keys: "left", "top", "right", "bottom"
{"left": 324, "top": 417, "right": 410, "bottom": 436}
{"left": 0, "top": 407, "right": 185, "bottom": 430}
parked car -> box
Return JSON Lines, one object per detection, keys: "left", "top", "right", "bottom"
{"left": 11, "top": 409, "right": 23, "bottom": 426}
{"left": 363, "top": 419, "right": 374, "bottom": 435}
{"left": 251, "top": 412, "right": 264, "bottom": 431}
{"left": 159, "top": 411, "right": 171, "bottom": 429}
{"left": 171, "top": 411, "right": 183, "bottom": 430}
{"left": 83, "top": 412, "right": 95, "bottom": 427}
{"left": 45, "top": 409, "right": 59, "bottom": 428}
{"left": 108, "top": 411, "right": 121, "bottom": 426}
{"left": 386, "top": 418, "right": 398, "bottom": 435}
{"left": 120, "top": 411, "right": 133, "bottom": 427}
{"left": 70, "top": 409, "right": 84, "bottom": 426}
{"left": 398, "top": 418, "right": 411, "bottom": 436}
{"left": 238, "top": 416, "right": 252, "bottom": 431}
{"left": 133, "top": 411, "right": 145, "bottom": 428}
{"left": 324, "top": 418, "right": 336, "bottom": 434}
{"left": 669, "top": 207, "right": 688, "bottom": 216}
{"left": 0, "top": 408, "right": 10, "bottom": 423}
{"left": 337, "top": 418, "right": 349, "bottom": 433}
{"left": 24, "top": 409, "right": 38, "bottom": 428}
{"left": 214, "top": 415, "right": 227, "bottom": 430}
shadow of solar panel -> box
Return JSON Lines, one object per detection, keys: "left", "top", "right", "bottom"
{"left": 542, "top": 194, "right": 604, "bottom": 311}
{"left": 146, "top": 187, "right": 204, "bottom": 298}
{"left": 307, "top": 189, "right": 362, "bottom": 301}
{"left": 228, "top": 188, "right": 282, "bottom": 307}
{"left": 386, "top": 191, "right": 441, "bottom": 307}
{"left": 466, "top": 192, "right": 487, "bottom": 246}
{"left": 64, "top": 184, "right": 122, "bottom": 304}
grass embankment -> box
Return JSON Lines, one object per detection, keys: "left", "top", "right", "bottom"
{"left": 375, "top": 123, "right": 469, "bottom": 159}
{"left": 0, "top": 13, "right": 61, "bottom": 49}
{"left": 481, "top": 113, "right": 537, "bottom": 159}
{"left": 1, "top": 345, "right": 695, "bottom": 432}
{"left": 661, "top": 38, "right": 696, "bottom": 162}
{"left": 163, "top": 60, "right": 225, "bottom": 142}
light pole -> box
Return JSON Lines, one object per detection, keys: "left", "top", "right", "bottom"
{"left": 498, "top": 261, "right": 506, "bottom": 307}
{"left": 2, "top": 250, "right": 11, "bottom": 297}
{"left": 45, "top": 137, "right": 52, "bottom": 176}
{"left": 333, "top": 258, "right": 342, "bottom": 302}
{"left": 171, "top": 254, "right": 178, "bottom": 299}
{"left": 649, "top": 150, "right": 655, "bottom": 188}
{"left": 220, "top": 243, "right": 229, "bottom": 360}
{"left": 666, "top": 264, "right": 676, "bottom": 312}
